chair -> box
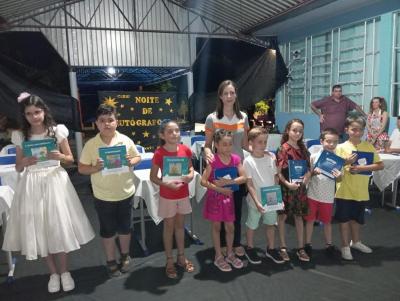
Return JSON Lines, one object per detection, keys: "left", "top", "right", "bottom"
{"left": 0, "top": 155, "right": 16, "bottom": 165}
{"left": 306, "top": 139, "right": 320, "bottom": 149}
{"left": 136, "top": 145, "right": 145, "bottom": 153}
{"left": 135, "top": 158, "right": 152, "bottom": 170}
{"left": 191, "top": 135, "right": 205, "bottom": 146}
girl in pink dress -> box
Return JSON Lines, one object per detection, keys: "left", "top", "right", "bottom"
{"left": 201, "top": 129, "right": 247, "bottom": 272}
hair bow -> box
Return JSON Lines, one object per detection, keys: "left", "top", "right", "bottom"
{"left": 17, "top": 92, "right": 31, "bottom": 103}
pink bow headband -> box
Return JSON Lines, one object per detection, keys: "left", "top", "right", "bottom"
{"left": 17, "top": 92, "right": 31, "bottom": 103}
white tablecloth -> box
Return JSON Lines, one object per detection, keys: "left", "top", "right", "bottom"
{"left": 0, "top": 164, "right": 18, "bottom": 191}
{"left": 373, "top": 153, "right": 400, "bottom": 191}
{"left": 132, "top": 170, "right": 206, "bottom": 225}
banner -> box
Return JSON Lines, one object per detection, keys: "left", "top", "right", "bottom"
{"left": 98, "top": 91, "right": 184, "bottom": 151}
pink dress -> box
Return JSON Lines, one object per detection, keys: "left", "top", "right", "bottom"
{"left": 203, "top": 153, "right": 241, "bottom": 222}
{"left": 367, "top": 111, "right": 389, "bottom": 151}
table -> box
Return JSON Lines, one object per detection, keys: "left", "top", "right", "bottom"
{"left": 0, "top": 185, "right": 16, "bottom": 282}
{"left": 373, "top": 153, "right": 400, "bottom": 208}
{"left": 132, "top": 169, "right": 206, "bottom": 254}
{"left": 0, "top": 164, "right": 18, "bottom": 191}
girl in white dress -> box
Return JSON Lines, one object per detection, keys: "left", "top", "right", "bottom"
{"left": 2, "top": 93, "right": 95, "bottom": 293}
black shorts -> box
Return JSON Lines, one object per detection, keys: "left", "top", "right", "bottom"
{"left": 334, "top": 198, "right": 366, "bottom": 224}
{"left": 94, "top": 197, "right": 132, "bottom": 238}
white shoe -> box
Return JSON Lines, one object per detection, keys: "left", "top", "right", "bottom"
{"left": 341, "top": 246, "right": 353, "bottom": 261}
{"left": 350, "top": 241, "right": 372, "bottom": 253}
{"left": 61, "top": 272, "right": 75, "bottom": 292}
{"left": 48, "top": 274, "right": 60, "bottom": 293}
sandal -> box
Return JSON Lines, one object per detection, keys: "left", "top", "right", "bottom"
{"left": 106, "top": 260, "right": 122, "bottom": 278}
{"left": 234, "top": 246, "right": 245, "bottom": 257}
{"left": 226, "top": 252, "right": 244, "bottom": 269}
{"left": 177, "top": 254, "right": 195, "bottom": 273}
{"left": 296, "top": 248, "right": 310, "bottom": 262}
{"left": 279, "top": 247, "right": 290, "bottom": 262}
{"left": 213, "top": 256, "right": 232, "bottom": 272}
{"left": 165, "top": 257, "right": 177, "bottom": 279}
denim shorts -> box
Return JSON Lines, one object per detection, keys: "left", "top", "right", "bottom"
{"left": 94, "top": 197, "right": 132, "bottom": 238}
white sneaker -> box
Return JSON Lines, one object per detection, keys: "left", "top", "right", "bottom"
{"left": 61, "top": 272, "right": 75, "bottom": 292}
{"left": 350, "top": 241, "right": 372, "bottom": 253}
{"left": 48, "top": 273, "right": 60, "bottom": 293}
{"left": 341, "top": 246, "right": 353, "bottom": 261}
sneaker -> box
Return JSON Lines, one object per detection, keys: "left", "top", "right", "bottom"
{"left": 325, "top": 244, "right": 336, "bottom": 257}
{"left": 48, "top": 274, "right": 60, "bottom": 293}
{"left": 265, "top": 248, "right": 285, "bottom": 264}
{"left": 296, "top": 248, "right": 310, "bottom": 262}
{"left": 341, "top": 246, "right": 354, "bottom": 261}
{"left": 120, "top": 256, "right": 133, "bottom": 273}
{"left": 234, "top": 245, "right": 246, "bottom": 257}
{"left": 107, "top": 261, "right": 123, "bottom": 278}
{"left": 60, "top": 272, "right": 75, "bottom": 292}
{"left": 245, "top": 247, "right": 262, "bottom": 264}
{"left": 214, "top": 256, "right": 232, "bottom": 272}
{"left": 279, "top": 247, "right": 290, "bottom": 262}
{"left": 350, "top": 241, "right": 372, "bottom": 253}
{"left": 304, "top": 243, "right": 313, "bottom": 258}
{"left": 226, "top": 252, "right": 244, "bottom": 269}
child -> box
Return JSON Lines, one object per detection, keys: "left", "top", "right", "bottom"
{"left": 78, "top": 104, "right": 141, "bottom": 277}
{"left": 386, "top": 116, "right": 400, "bottom": 153}
{"left": 243, "top": 127, "right": 284, "bottom": 264}
{"left": 201, "top": 129, "right": 247, "bottom": 272}
{"left": 2, "top": 93, "right": 95, "bottom": 293}
{"left": 276, "top": 119, "right": 311, "bottom": 262}
{"left": 150, "top": 119, "right": 195, "bottom": 279}
{"left": 304, "top": 128, "right": 342, "bottom": 258}
{"left": 335, "top": 116, "right": 384, "bottom": 260}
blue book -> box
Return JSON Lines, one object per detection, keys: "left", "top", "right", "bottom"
{"left": 260, "top": 185, "right": 284, "bottom": 212}
{"left": 99, "top": 145, "right": 129, "bottom": 175}
{"left": 22, "top": 138, "right": 58, "bottom": 167}
{"left": 288, "top": 160, "right": 308, "bottom": 183}
{"left": 162, "top": 157, "right": 189, "bottom": 181}
{"left": 214, "top": 167, "right": 239, "bottom": 191}
{"left": 314, "top": 150, "right": 344, "bottom": 179}
{"left": 352, "top": 151, "right": 374, "bottom": 176}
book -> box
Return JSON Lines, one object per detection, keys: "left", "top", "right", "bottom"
{"left": 98, "top": 145, "right": 129, "bottom": 175}
{"left": 314, "top": 150, "right": 345, "bottom": 179}
{"left": 260, "top": 185, "right": 284, "bottom": 212}
{"left": 162, "top": 156, "right": 189, "bottom": 181}
{"left": 288, "top": 160, "right": 308, "bottom": 183}
{"left": 22, "top": 138, "right": 58, "bottom": 167}
{"left": 352, "top": 151, "right": 374, "bottom": 176}
{"left": 214, "top": 166, "right": 239, "bottom": 191}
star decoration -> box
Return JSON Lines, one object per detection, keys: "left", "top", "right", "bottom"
{"left": 137, "top": 140, "right": 141, "bottom": 145}
{"left": 120, "top": 104, "right": 124, "bottom": 108}
{"left": 130, "top": 107, "right": 134, "bottom": 111}
{"left": 132, "top": 132, "right": 136, "bottom": 136}
{"left": 169, "top": 109, "right": 174, "bottom": 113}
{"left": 143, "top": 131, "right": 150, "bottom": 138}
{"left": 165, "top": 98, "right": 172, "bottom": 106}
{"left": 159, "top": 108, "right": 163, "bottom": 112}
{"left": 103, "top": 96, "right": 118, "bottom": 107}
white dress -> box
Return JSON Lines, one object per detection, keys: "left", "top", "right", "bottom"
{"left": 2, "top": 125, "right": 95, "bottom": 260}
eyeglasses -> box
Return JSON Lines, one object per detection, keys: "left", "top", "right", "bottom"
{"left": 24, "top": 109, "right": 43, "bottom": 117}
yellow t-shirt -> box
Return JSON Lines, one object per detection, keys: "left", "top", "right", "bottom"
{"left": 80, "top": 131, "right": 139, "bottom": 201}
{"left": 335, "top": 141, "right": 381, "bottom": 201}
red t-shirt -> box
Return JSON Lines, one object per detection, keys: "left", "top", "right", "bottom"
{"left": 152, "top": 144, "right": 192, "bottom": 199}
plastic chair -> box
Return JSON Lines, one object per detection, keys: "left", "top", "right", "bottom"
{"left": 306, "top": 139, "right": 320, "bottom": 149}
{"left": 135, "top": 158, "right": 152, "bottom": 170}
{"left": 0, "top": 155, "right": 16, "bottom": 165}
{"left": 191, "top": 135, "right": 205, "bottom": 145}
{"left": 0, "top": 144, "right": 16, "bottom": 155}
{"left": 136, "top": 145, "right": 145, "bottom": 153}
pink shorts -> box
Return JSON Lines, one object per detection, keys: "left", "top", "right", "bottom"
{"left": 158, "top": 196, "right": 192, "bottom": 219}
{"left": 304, "top": 198, "right": 333, "bottom": 224}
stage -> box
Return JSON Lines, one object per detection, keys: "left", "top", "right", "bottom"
{"left": 1, "top": 170, "right": 400, "bottom": 301}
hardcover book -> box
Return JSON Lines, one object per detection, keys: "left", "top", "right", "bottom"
{"left": 98, "top": 145, "right": 129, "bottom": 175}
{"left": 214, "top": 166, "right": 239, "bottom": 191}
{"left": 288, "top": 160, "right": 308, "bottom": 183}
{"left": 22, "top": 138, "right": 58, "bottom": 167}
{"left": 260, "top": 185, "right": 284, "bottom": 212}
{"left": 162, "top": 156, "right": 189, "bottom": 181}
{"left": 352, "top": 151, "right": 374, "bottom": 176}
{"left": 314, "top": 150, "right": 345, "bottom": 179}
